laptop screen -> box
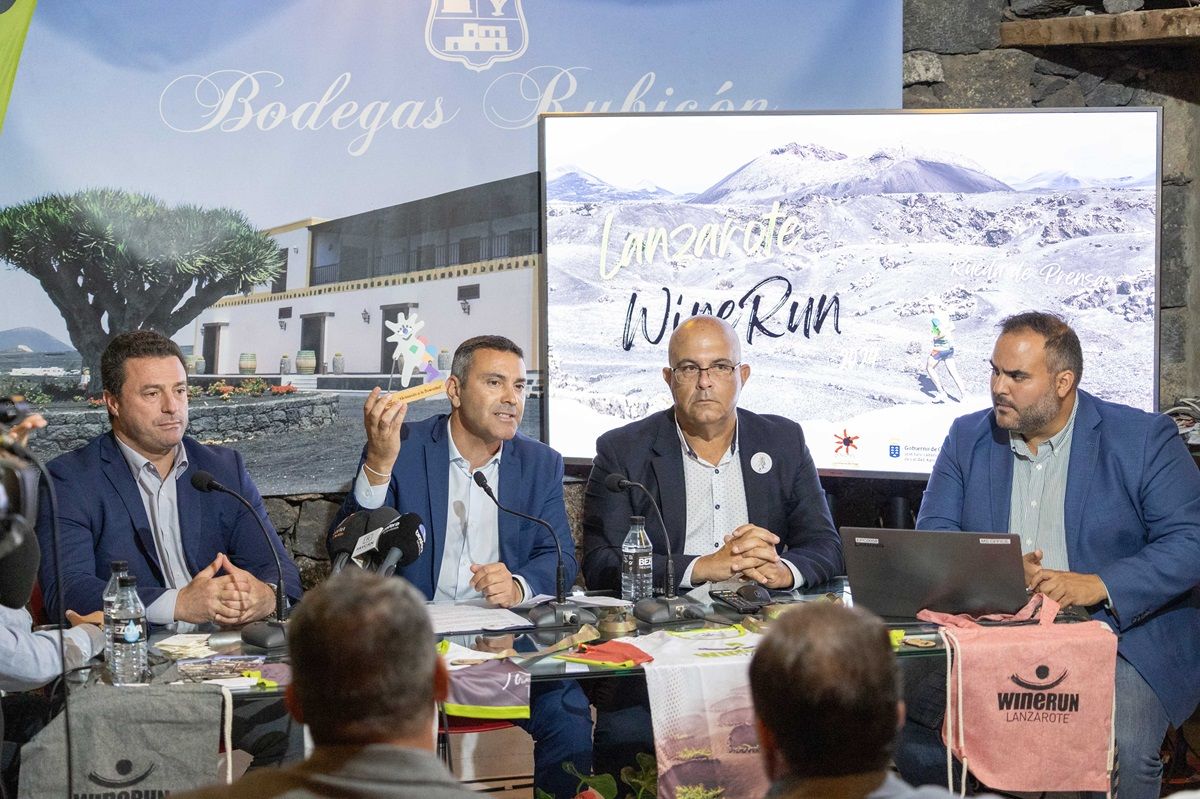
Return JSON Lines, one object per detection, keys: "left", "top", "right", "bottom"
{"left": 839, "top": 528, "right": 1029, "bottom": 622}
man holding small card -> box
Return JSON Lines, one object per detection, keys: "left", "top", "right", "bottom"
{"left": 330, "top": 334, "right": 591, "bottom": 798}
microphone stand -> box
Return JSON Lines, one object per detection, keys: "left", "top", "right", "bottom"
{"left": 472, "top": 473, "right": 597, "bottom": 628}
{"left": 191, "top": 472, "right": 288, "bottom": 650}
{"left": 607, "top": 474, "right": 700, "bottom": 624}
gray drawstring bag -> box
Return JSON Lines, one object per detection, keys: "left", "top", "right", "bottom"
{"left": 18, "top": 683, "right": 233, "bottom": 799}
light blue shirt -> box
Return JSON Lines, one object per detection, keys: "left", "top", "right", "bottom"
{"left": 114, "top": 435, "right": 192, "bottom": 628}
{"left": 0, "top": 606, "right": 104, "bottom": 692}
{"left": 1008, "top": 398, "right": 1077, "bottom": 571}
{"left": 354, "top": 418, "right": 530, "bottom": 602}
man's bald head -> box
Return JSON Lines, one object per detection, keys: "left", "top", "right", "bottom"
{"left": 663, "top": 315, "right": 749, "bottom": 435}
{"left": 668, "top": 316, "right": 741, "bottom": 367}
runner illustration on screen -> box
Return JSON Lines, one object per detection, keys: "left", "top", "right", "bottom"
{"left": 925, "top": 310, "right": 966, "bottom": 403}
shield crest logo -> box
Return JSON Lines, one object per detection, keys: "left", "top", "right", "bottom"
{"left": 426, "top": 0, "right": 528, "bottom": 73}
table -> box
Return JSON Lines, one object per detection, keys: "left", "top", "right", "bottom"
{"left": 442, "top": 577, "right": 944, "bottom": 682}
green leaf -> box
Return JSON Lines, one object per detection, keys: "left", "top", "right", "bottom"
{"left": 563, "top": 761, "right": 618, "bottom": 799}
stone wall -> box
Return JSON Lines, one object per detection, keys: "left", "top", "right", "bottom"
{"left": 28, "top": 393, "right": 339, "bottom": 462}
{"left": 903, "top": 0, "right": 1200, "bottom": 407}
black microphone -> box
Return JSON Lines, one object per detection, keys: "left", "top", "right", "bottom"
{"left": 328, "top": 511, "right": 370, "bottom": 574}
{"left": 472, "top": 471, "right": 596, "bottom": 628}
{"left": 374, "top": 513, "right": 425, "bottom": 577}
{"left": 351, "top": 507, "right": 401, "bottom": 570}
{"left": 605, "top": 471, "right": 700, "bottom": 624}
{"left": 190, "top": 470, "right": 288, "bottom": 650}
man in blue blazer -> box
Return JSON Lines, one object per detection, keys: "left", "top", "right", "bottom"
{"left": 907, "top": 311, "right": 1200, "bottom": 799}
{"left": 581, "top": 315, "right": 842, "bottom": 777}
{"left": 36, "top": 331, "right": 301, "bottom": 626}
{"left": 331, "top": 335, "right": 589, "bottom": 799}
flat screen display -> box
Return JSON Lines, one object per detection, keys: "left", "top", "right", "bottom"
{"left": 541, "top": 109, "right": 1160, "bottom": 476}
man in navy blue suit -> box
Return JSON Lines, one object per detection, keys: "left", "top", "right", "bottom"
{"left": 581, "top": 314, "right": 843, "bottom": 776}
{"left": 36, "top": 330, "right": 301, "bottom": 627}
{"left": 902, "top": 311, "right": 1200, "bottom": 799}
{"left": 583, "top": 314, "right": 842, "bottom": 595}
{"left": 332, "top": 335, "right": 590, "bottom": 799}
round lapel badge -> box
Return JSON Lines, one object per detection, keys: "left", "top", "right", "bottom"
{"left": 751, "top": 451, "right": 773, "bottom": 474}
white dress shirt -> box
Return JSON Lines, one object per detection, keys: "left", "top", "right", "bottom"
{"left": 676, "top": 422, "right": 802, "bottom": 589}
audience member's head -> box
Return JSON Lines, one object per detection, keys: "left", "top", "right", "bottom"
{"left": 285, "top": 569, "right": 447, "bottom": 747}
{"left": 749, "top": 602, "right": 900, "bottom": 783}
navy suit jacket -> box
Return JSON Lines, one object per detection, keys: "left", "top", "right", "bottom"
{"left": 582, "top": 408, "right": 843, "bottom": 592}
{"left": 331, "top": 414, "right": 575, "bottom": 599}
{"left": 35, "top": 433, "right": 302, "bottom": 621}
{"left": 918, "top": 390, "right": 1200, "bottom": 724}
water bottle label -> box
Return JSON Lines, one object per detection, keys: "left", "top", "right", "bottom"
{"left": 636, "top": 554, "right": 651, "bottom": 572}
{"left": 121, "top": 619, "right": 144, "bottom": 644}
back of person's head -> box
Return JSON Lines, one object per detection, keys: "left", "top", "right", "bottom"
{"left": 749, "top": 602, "right": 899, "bottom": 778}
{"left": 287, "top": 570, "right": 437, "bottom": 745}
{"left": 100, "top": 329, "right": 186, "bottom": 396}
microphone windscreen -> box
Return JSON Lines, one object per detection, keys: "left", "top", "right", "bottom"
{"left": 377, "top": 513, "right": 426, "bottom": 567}
{"left": 472, "top": 471, "right": 489, "bottom": 490}
{"left": 190, "top": 470, "right": 218, "bottom": 492}
{"left": 0, "top": 526, "right": 39, "bottom": 610}
{"left": 365, "top": 506, "right": 400, "bottom": 534}
{"left": 328, "top": 511, "right": 369, "bottom": 557}
{"left": 604, "top": 472, "right": 627, "bottom": 493}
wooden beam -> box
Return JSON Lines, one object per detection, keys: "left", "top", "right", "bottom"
{"left": 1000, "top": 7, "right": 1200, "bottom": 47}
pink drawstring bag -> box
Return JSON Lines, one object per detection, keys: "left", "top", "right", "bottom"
{"left": 918, "top": 595, "right": 1116, "bottom": 796}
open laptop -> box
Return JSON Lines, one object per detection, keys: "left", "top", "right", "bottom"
{"left": 839, "top": 527, "right": 1029, "bottom": 623}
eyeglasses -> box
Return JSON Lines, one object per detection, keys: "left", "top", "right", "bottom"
{"left": 671, "top": 362, "right": 741, "bottom": 382}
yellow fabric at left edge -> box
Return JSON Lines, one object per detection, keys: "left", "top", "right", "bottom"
{"left": 0, "top": 0, "right": 37, "bottom": 133}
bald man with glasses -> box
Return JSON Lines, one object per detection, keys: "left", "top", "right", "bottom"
{"left": 581, "top": 315, "right": 843, "bottom": 775}
{"left": 582, "top": 314, "right": 842, "bottom": 594}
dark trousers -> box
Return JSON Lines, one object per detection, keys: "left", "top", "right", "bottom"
{"left": 586, "top": 677, "right": 655, "bottom": 783}
{"left": 513, "top": 680, "right": 594, "bottom": 799}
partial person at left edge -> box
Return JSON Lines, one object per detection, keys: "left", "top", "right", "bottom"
{"left": 34, "top": 330, "right": 301, "bottom": 628}
{"left": 1, "top": 410, "right": 106, "bottom": 798}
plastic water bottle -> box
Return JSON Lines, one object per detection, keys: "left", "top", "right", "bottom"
{"left": 102, "top": 560, "right": 129, "bottom": 659}
{"left": 106, "top": 575, "right": 148, "bottom": 685}
{"left": 621, "top": 515, "right": 654, "bottom": 601}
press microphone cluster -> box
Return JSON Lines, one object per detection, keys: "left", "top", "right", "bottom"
{"left": 472, "top": 471, "right": 596, "bottom": 628}
{"left": 190, "top": 470, "right": 288, "bottom": 649}
{"left": 604, "top": 471, "right": 700, "bottom": 624}
{"left": 330, "top": 507, "right": 425, "bottom": 575}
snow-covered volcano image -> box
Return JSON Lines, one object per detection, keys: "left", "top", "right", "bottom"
{"left": 542, "top": 111, "right": 1160, "bottom": 474}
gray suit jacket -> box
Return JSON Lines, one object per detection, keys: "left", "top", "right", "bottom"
{"left": 174, "top": 744, "right": 478, "bottom": 799}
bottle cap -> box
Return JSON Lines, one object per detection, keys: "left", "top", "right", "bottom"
{"left": 110, "top": 560, "right": 128, "bottom": 572}
{"left": 630, "top": 515, "right": 646, "bottom": 524}
{"left": 117, "top": 575, "right": 138, "bottom": 588}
